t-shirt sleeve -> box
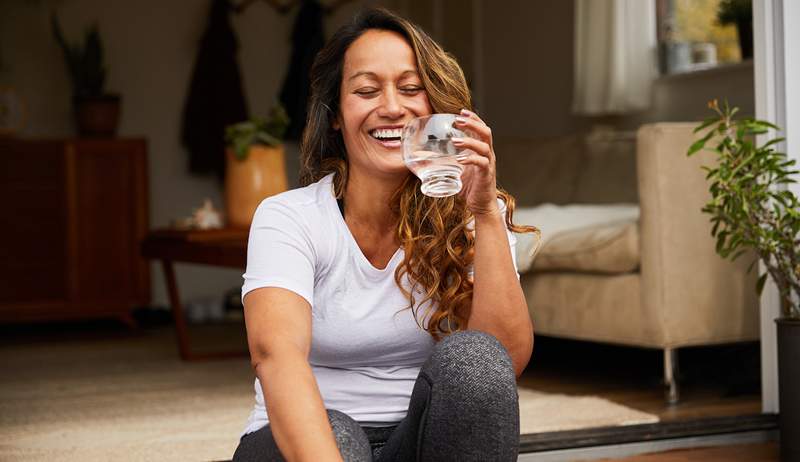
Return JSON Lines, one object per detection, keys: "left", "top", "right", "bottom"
{"left": 501, "top": 199, "right": 520, "bottom": 279}
{"left": 241, "top": 199, "right": 316, "bottom": 306}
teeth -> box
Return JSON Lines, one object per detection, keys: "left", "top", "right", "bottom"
{"left": 370, "top": 128, "right": 402, "bottom": 140}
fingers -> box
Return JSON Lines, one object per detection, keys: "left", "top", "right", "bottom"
{"left": 455, "top": 151, "right": 491, "bottom": 169}
{"left": 454, "top": 109, "right": 491, "bottom": 142}
{"left": 452, "top": 108, "right": 495, "bottom": 173}
{"left": 452, "top": 136, "right": 492, "bottom": 161}
{"left": 459, "top": 108, "right": 485, "bottom": 125}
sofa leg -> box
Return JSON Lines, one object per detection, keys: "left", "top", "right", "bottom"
{"left": 664, "top": 348, "right": 679, "bottom": 405}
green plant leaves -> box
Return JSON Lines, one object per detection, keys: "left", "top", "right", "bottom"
{"left": 690, "top": 100, "right": 800, "bottom": 318}
{"left": 693, "top": 117, "right": 718, "bottom": 134}
{"left": 225, "top": 105, "right": 290, "bottom": 160}
{"left": 688, "top": 129, "right": 715, "bottom": 156}
{"left": 757, "top": 272, "right": 769, "bottom": 295}
{"left": 51, "top": 15, "right": 106, "bottom": 98}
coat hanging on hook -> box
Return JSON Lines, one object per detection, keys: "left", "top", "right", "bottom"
{"left": 181, "top": 0, "right": 249, "bottom": 180}
{"left": 279, "top": 0, "right": 325, "bottom": 140}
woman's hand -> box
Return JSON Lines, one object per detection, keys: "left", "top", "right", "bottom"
{"left": 452, "top": 109, "right": 499, "bottom": 217}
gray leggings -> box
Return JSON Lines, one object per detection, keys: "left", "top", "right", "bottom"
{"left": 232, "top": 330, "right": 520, "bottom": 461}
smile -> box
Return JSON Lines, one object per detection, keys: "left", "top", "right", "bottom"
{"left": 369, "top": 128, "right": 403, "bottom": 149}
{"left": 370, "top": 128, "right": 402, "bottom": 141}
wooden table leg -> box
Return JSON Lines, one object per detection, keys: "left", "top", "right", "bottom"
{"left": 161, "top": 259, "right": 249, "bottom": 361}
{"left": 118, "top": 312, "right": 139, "bottom": 330}
{"left": 162, "top": 260, "right": 192, "bottom": 360}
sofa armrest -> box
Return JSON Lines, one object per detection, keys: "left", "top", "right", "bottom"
{"left": 636, "top": 123, "right": 759, "bottom": 347}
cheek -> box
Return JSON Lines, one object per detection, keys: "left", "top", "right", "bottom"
{"left": 413, "top": 94, "right": 433, "bottom": 115}
{"left": 340, "top": 97, "right": 372, "bottom": 132}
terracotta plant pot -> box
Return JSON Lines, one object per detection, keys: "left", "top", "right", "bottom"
{"left": 74, "top": 94, "right": 121, "bottom": 137}
{"left": 225, "top": 144, "right": 288, "bottom": 229}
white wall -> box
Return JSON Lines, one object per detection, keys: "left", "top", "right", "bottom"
{"left": 0, "top": 0, "right": 394, "bottom": 308}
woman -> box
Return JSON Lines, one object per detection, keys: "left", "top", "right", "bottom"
{"left": 233, "top": 7, "right": 535, "bottom": 462}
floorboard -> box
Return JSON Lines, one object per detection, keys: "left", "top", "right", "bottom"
{"left": 517, "top": 335, "right": 762, "bottom": 423}
{"left": 598, "top": 441, "right": 778, "bottom": 461}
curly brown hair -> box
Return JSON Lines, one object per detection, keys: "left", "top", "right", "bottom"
{"left": 299, "top": 7, "right": 536, "bottom": 340}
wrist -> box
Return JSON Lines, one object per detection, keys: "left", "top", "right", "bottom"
{"left": 473, "top": 205, "right": 503, "bottom": 224}
{"left": 473, "top": 210, "right": 505, "bottom": 232}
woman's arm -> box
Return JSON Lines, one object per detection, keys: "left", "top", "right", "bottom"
{"left": 468, "top": 210, "right": 534, "bottom": 376}
{"left": 452, "top": 109, "right": 534, "bottom": 376}
{"left": 244, "top": 287, "right": 343, "bottom": 462}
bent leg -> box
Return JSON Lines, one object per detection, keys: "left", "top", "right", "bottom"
{"left": 233, "top": 409, "right": 373, "bottom": 462}
{"left": 378, "top": 330, "right": 519, "bottom": 462}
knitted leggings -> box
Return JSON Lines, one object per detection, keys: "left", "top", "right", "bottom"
{"left": 232, "top": 330, "right": 520, "bottom": 461}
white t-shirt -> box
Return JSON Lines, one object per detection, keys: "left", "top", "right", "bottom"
{"left": 240, "top": 173, "right": 518, "bottom": 435}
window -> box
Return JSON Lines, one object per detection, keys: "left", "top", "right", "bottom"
{"left": 656, "top": 0, "right": 750, "bottom": 74}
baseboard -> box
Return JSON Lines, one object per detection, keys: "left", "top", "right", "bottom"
{"left": 519, "top": 413, "right": 777, "bottom": 456}
{"left": 517, "top": 429, "right": 777, "bottom": 461}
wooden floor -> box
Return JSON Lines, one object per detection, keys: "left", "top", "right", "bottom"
{"left": 600, "top": 441, "right": 778, "bottom": 461}
{"left": 517, "top": 335, "right": 762, "bottom": 423}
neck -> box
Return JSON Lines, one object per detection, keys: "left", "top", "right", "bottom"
{"left": 343, "top": 167, "right": 407, "bottom": 230}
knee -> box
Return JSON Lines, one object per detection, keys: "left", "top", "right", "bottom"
{"left": 325, "top": 410, "right": 371, "bottom": 462}
{"left": 427, "top": 330, "right": 516, "bottom": 397}
{"left": 326, "top": 409, "right": 364, "bottom": 441}
{"left": 435, "top": 330, "right": 513, "bottom": 369}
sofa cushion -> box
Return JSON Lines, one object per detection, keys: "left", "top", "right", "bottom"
{"left": 513, "top": 204, "right": 639, "bottom": 273}
{"left": 533, "top": 220, "right": 639, "bottom": 273}
{"left": 520, "top": 272, "right": 658, "bottom": 347}
{"left": 571, "top": 130, "right": 639, "bottom": 204}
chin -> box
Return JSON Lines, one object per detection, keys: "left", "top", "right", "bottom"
{"left": 378, "top": 163, "right": 409, "bottom": 178}
{"left": 369, "top": 157, "right": 410, "bottom": 178}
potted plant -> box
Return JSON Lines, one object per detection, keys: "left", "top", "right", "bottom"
{"left": 224, "top": 105, "right": 290, "bottom": 229}
{"left": 52, "top": 15, "right": 120, "bottom": 137}
{"left": 689, "top": 99, "right": 799, "bottom": 461}
{"left": 716, "top": 0, "right": 753, "bottom": 60}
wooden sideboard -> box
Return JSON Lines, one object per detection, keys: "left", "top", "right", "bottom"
{"left": 0, "top": 137, "right": 150, "bottom": 324}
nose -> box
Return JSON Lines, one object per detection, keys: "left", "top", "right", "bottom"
{"left": 377, "top": 88, "right": 405, "bottom": 119}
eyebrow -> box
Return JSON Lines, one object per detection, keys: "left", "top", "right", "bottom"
{"left": 347, "top": 69, "right": 419, "bottom": 81}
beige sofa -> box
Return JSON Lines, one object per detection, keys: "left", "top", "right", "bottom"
{"left": 496, "top": 123, "right": 759, "bottom": 403}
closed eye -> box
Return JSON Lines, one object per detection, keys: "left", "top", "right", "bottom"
{"left": 354, "top": 88, "right": 379, "bottom": 97}
{"left": 400, "top": 86, "right": 423, "bottom": 95}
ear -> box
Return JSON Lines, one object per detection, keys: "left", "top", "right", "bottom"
{"left": 332, "top": 116, "right": 341, "bottom": 131}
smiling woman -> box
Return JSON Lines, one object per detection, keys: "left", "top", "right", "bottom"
{"left": 233, "top": 7, "right": 536, "bottom": 462}
{"left": 337, "top": 32, "right": 432, "bottom": 168}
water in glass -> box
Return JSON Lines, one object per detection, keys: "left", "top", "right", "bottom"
{"left": 402, "top": 114, "right": 472, "bottom": 197}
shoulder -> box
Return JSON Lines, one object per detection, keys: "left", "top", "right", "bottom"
{"left": 252, "top": 174, "right": 335, "bottom": 228}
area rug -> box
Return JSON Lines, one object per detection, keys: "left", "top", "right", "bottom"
{"left": 517, "top": 387, "right": 658, "bottom": 434}
{"left": 0, "top": 331, "right": 658, "bottom": 461}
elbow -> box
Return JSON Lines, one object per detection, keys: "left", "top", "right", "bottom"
{"left": 249, "top": 343, "right": 271, "bottom": 375}
{"left": 512, "top": 347, "right": 532, "bottom": 378}
{"left": 512, "top": 323, "right": 534, "bottom": 378}
{"left": 249, "top": 338, "right": 308, "bottom": 376}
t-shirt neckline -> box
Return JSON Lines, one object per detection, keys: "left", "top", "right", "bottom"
{"left": 324, "top": 175, "right": 403, "bottom": 276}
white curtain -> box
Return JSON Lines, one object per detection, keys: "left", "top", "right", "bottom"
{"left": 572, "top": 0, "right": 657, "bottom": 115}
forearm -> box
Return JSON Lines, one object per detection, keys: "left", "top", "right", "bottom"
{"left": 256, "top": 348, "right": 343, "bottom": 462}
{"left": 468, "top": 209, "right": 534, "bottom": 376}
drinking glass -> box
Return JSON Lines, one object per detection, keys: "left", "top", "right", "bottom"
{"left": 402, "top": 114, "right": 474, "bottom": 197}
